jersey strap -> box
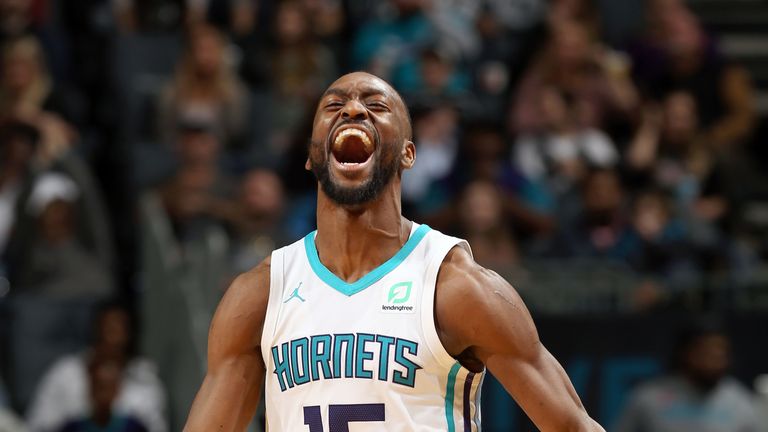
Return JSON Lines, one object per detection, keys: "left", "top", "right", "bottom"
{"left": 261, "top": 247, "right": 285, "bottom": 362}
{"left": 419, "top": 231, "right": 482, "bottom": 431}
{"left": 420, "top": 232, "right": 470, "bottom": 370}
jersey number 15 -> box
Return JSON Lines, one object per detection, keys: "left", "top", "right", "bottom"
{"left": 304, "top": 403, "right": 385, "bottom": 431}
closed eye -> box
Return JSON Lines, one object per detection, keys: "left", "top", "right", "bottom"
{"left": 366, "top": 101, "right": 390, "bottom": 111}
{"left": 325, "top": 101, "right": 344, "bottom": 110}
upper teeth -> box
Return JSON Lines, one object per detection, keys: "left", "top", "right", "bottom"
{"left": 334, "top": 128, "right": 372, "bottom": 151}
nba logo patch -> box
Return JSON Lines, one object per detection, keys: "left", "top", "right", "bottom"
{"left": 381, "top": 281, "right": 416, "bottom": 314}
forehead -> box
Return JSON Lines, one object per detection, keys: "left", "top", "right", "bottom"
{"left": 322, "top": 73, "right": 397, "bottom": 99}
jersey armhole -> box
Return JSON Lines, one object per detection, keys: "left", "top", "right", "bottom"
{"left": 260, "top": 248, "right": 284, "bottom": 363}
{"left": 420, "top": 238, "right": 473, "bottom": 370}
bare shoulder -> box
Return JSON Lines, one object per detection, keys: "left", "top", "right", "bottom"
{"left": 208, "top": 256, "right": 272, "bottom": 359}
{"left": 436, "top": 246, "right": 526, "bottom": 317}
{"left": 218, "top": 255, "right": 271, "bottom": 318}
{"left": 435, "top": 250, "right": 604, "bottom": 431}
{"left": 435, "top": 246, "right": 539, "bottom": 363}
{"left": 226, "top": 256, "right": 271, "bottom": 303}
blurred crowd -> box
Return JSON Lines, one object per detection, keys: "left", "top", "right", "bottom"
{"left": 1, "top": 0, "right": 768, "bottom": 430}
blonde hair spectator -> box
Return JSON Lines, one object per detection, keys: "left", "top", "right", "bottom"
{"left": 0, "top": 36, "right": 52, "bottom": 119}
{"left": 158, "top": 24, "right": 248, "bottom": 148}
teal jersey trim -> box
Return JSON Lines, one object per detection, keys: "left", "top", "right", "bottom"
{"left": 303, "top": 224, "right": 431, "bottom": 296}
{"left": 445, "top": 362, "right": 462, "bottom": 432}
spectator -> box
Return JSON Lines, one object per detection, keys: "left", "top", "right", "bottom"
{"left": 351, "top": 0, "right": 433, "bottom": 82}
{"left": 628, "top": 190, "right": 691, "bottom": 272}
{"left": 456, "top": 180, "right": 519, "bottom": 274}
{"left": 0, "top": 120, "right": 37, "bottom": 256}
{"left": 628, "top": 0, "right": 756, "bottom": 148}
{"left": 427, "top": 123, "right": 554, "bottom": 242}
{"left": 624, "top": 189, "right": 698, "bottom": 307}
{"left": 266, "top": 0, "right": 337, "bottom": 97}
{"left": 0, "top": 38, "right": 86, "bottom": 211}
{"left": 240, "top": 0, "right": 337, "bottom": 159}
{"left": 57, "top": 359, "right": 148, "bottom": 432}
{"left": 0, "top": 36, "right": 84, "bottom": 127}
{"left": 510, "top": 19, "right": 638, "bottom": 135}
{"left": 420, "top": 0, "right": 548, "bottom": 90}
{"left": 514, "top": 86, "right": 619, "bottom": 198}
{"left": 27, "top": 302, "right": 166, "bottom": 432}
{"left": 289, "top": 0, "right": 346, "bottom": 55}
{"left": 230, "top": 168, "right": 289, "bottom": 274}
{"left": 0, "top": 0, "right": 65, "bottom": 78}
{"left": 401, "top": 103, "right": 460, "bottom": 208}
{"left": 615, "top": 320, "right": 763, "bottom": 431}
{"left": 626, "top": 91, "right": 728, "bottom": 226}
{"left": 3, "top": 117, "right": 114, "bottom": 287}
{"left": 139, "top": 117, "right": 239, "bottom": 428}
{"left": 467, "top": 4, "right": 518, "bottom": 122}
{"left": 0, "top": 0, "right": 40, "bottom": 41}
{"left": 12, "top": 172, "right": 113, "bottom": 298}
{"left": 157, "top": 24, "right": 248, "bottom": 149}
{"left": 464, "top": 124, "right": 554, "bottom": 241}
{"left": 138, "top": 115, "right": 251, "bottom": 427}
{"left": 397, "top": 45, "right": 470, "bottom": 107}
{"left": 158, "top": 115, "right": 241, "bottom": 242}
{"left": 552, "top": 168, "right": 633, "bottom": 259}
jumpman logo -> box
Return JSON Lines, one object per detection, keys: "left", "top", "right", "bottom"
{"left": 284, "top": 282, "right": 306, "bottom": 303}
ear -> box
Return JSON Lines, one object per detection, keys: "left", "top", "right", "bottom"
{"left": 305, "top": 158, "right": 311, "bottom": 171}
{"left": 401, "top": 140, "right": 415, "bottom": 170}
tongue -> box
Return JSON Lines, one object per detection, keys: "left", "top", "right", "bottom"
{"left": 333, "top": 135, "right": 371, "bottom": 163}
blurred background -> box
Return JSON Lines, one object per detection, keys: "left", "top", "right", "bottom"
{"left": 1, "top": 0, "right": 768, "bottom": 430}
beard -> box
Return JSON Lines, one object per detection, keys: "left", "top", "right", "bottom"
{"left": 309, "top": 141, "right": 399, "bottom": 206}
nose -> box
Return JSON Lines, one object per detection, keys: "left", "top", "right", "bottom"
{"left": 341, "top": 99, "right": 368, "bottom": 121}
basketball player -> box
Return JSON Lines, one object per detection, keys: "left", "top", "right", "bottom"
{"left": 184, "top": 72, "right": 605, "bottom": 431}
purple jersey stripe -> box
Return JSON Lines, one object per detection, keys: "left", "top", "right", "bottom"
{"left": 463, "top": 372, "right": 476, "bottom": 431}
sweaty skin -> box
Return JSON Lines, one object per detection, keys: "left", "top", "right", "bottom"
{"left": 184, "top": 72, "right": 605, "bottom": 432}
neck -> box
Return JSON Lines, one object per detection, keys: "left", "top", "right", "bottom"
{"left": 92, "top": 346, "right": 127, "bottom": 364}
{"left": 92, "top": 408, "right": 112, "bottom": 426}
{"left": 314, "top": 182, "right": 411, "bottom": 282}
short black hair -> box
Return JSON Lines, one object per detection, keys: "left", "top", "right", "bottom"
{"left": 90, "top": 298, "right": 138, "bottom": 358}
{"left": 676, "top": 318, "right": 726, "bottom": 351}
{"left": 671, "top": 317, "right": 727, "bottom": 369}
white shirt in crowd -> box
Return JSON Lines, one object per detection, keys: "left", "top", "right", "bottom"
{"left": 26, "top": 352, "right": 166, "bottom": 432}
{"left": 514, "top": 129, "right": 619, "bottom": 181}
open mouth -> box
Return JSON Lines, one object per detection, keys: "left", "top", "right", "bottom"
{"left": 331, "top": 127, "right": 375, "bottom": 165}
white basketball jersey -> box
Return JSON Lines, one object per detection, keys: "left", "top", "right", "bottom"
{"left": 261, "top": 223, "right": 484, "bottom": 431}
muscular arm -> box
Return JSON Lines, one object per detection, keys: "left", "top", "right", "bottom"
{"left": 184, "top": 258, "right": 271, "bottom": 432}
{"left": 436, "top": 248, "right": 604, "bottom": 432}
